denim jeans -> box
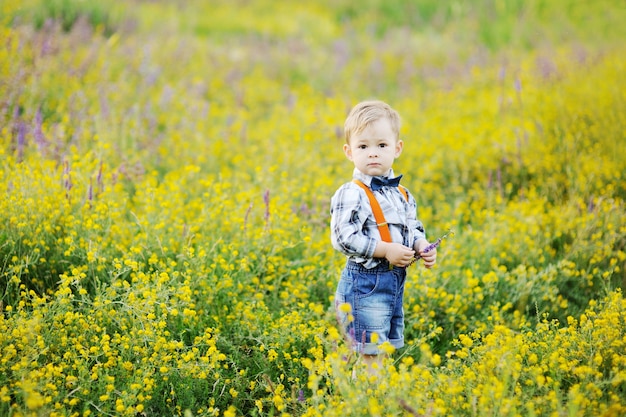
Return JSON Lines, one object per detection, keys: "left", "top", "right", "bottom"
{"left": 334, "top": 260, "right": 406, "bottom": 355}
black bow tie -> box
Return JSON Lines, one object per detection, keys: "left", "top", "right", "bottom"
{"left": 370, "top": 175, "right": 402, "bottom": 191}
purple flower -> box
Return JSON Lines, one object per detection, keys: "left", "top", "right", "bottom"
{"left": 97, "top": 160, "right": 103, "bottom": 191}
{"left": 411, "top": 230, "right": 454, "bottom": 265}
{"left": 63, "top": 161, "right": 72, "bottom": 198}
{"left": 263, "top": 189, "right": 270, "bottom": 224}
{"left": 17, "top": 122, "right": 26, "bottom": 161}
{"left": 243, "top": 202, "right": 253, "bottom": 232}
{"left": 34, "top": 107, "right": 48, "bottom": 151}
{"left": 88, "top": 179, "right": 93, "bottom": 203}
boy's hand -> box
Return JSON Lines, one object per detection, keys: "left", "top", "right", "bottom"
{"left": 415, "top": 239, "right": 437, "bottom": 269}
{"left": 375, "top": 242, "right": 416, "bottom": 267}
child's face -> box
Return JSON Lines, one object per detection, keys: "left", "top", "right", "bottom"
{"left": 343, "top": 117, "right": 403, "bottom": 177}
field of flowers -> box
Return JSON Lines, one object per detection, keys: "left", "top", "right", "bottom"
{"left": 1, "top": 0, "right": 625, "bottom": 416}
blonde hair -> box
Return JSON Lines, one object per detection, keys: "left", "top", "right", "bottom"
{"left": 344, "top": 100, "right": 401, "bottom": 144}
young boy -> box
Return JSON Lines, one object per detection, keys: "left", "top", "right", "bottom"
{"left": 331, "top": 100, "right": 436, "bottom": 373}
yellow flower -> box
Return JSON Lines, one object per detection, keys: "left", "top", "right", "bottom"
{"left": 338, "top": 303, "right": 352, "bottom": 314}
{"left": 431, "top": 354, "right": 442, "bottom": 367}
{"left": 223, "top": 405, "right": 237, "bottom": 417}
{"left": 379, "top": 341, "right": 395, "bottom": 355}
{"left": 459, "top": 334, "right": 473, "bottom": 348}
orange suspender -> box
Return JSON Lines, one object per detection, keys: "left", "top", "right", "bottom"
{"left": 352, "top": 179, "right": 409, "bottom": 243}
{"left": 398, "top": 186, "right": 408, "bottom": 201}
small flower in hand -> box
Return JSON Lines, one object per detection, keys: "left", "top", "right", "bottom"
{"left": 409, "top": 230, "right": 453, "bottom": 267}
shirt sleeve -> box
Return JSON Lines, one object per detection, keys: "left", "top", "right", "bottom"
{"left": 330, "top": 184, "right": 379, "bottom": 258}
{"left": 405, "top": 189, "right": 426, "bottom": 247}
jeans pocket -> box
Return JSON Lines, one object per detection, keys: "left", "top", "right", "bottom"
{"left": 355, "top": 271, "right": 379, "bottom": 299}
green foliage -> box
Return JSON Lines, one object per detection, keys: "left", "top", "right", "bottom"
{"left": 9, "top": 0, "right": 123, "bottom": 36}
{"left": 329, "top": 0, "right": 625, "bottom": 49}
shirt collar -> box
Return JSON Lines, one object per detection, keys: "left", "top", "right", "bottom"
{"left": 352, "top": 168, "right": 396, "bottom": 187}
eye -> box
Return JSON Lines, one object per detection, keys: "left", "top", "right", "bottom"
{"left": 379, "top": 143, "right": 387, "bottom": 148}
{"left": 358, "top": 144, "right": 367, "bottom": 149}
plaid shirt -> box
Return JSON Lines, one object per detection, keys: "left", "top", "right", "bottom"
{"left": 330, "top": 168, "right": 426, "bottom": 269}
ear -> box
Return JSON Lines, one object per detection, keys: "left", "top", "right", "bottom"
{"left": 394, "top": 140, "right": 404, "bottom": 158}
{"left": 343, "top": 143, "right": 353, "bottom": 161}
